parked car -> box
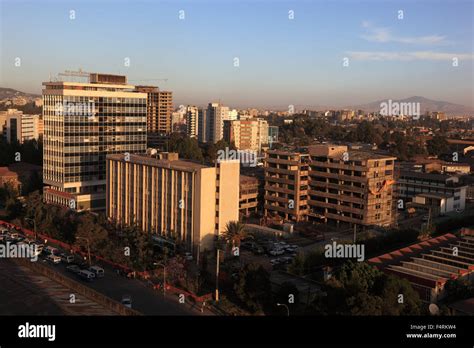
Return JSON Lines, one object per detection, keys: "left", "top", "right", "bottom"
{"left": 78, "top": 270, "right": 95, "bottom": 282}
{"left": 66, "top": 264, "right": 81, "bottom": 274}
{"left": 43, "top": 246, "right": 59, "bottom": 256}
{"left": 46, "top": 254, "right": 61, "bottom": 265}
{"left": 60, "top": 254, "right": 75, "bottom": 264}
{"left": 184, "top": 252, "right": 193, "bottom": 261}
{"left": 89, "top": 265, "right": 105, "bottom": 278}
{"left": 121, "top": 295, "right": 132, "bottom": 308}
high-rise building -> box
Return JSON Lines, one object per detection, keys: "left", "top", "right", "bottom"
{"left": 264, "top": 149, "right": 310, "bottom": 222}
{"left": 186, "top": 106, "right": 200, "bottom": 138}
{"left": 307, "top": 145, "right": 396, "bottom": 228}
{"left": 1, "top": 109, "right": 42, "bottom": 143}
{"left": 223, "top": 118, "right": 269, "bottom": 153}
{"left": 204, "top": 102, "right": 229, "bottom": 143}
{"left": 134, "top": 86, "right": 173, "bottom": 146}
{"left": 106, "top": 152, "right": 240, "bottom": 255}
{"left": 42, "top": 72, "right": 147, "bottom": 211}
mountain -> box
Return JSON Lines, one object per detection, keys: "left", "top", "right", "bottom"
{"left": 0, "top": 87, "right": 40, "bottom": 101}
{"left": 347, "top": 96, "right": 473, "bottom": 116}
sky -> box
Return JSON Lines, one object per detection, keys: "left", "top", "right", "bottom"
{"left": 1, "top": 0, "right": 473, "bottom": 109}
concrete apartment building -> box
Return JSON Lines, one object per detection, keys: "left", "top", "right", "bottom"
{"left": 223, "top": 118, "right": 269, "bottom": 153}
{"left": 398, "top": 171, "right": 467, "bottom": 212}
{"left": 202, "top": 102, "right": 229, "bottom": 144}
{"left": 106, "top": 152, "right": 240, "bottom": 255}
{"left": 1, "top": 109, "right": 42, "bottom": 143}
{"left": 134, "top": 86, "right": 173, "bottom": 147}
{"left": 307, "top": 145, "right": 396, "bottom": 228}
{"left": 185, "top": 106, "right": 200, "bottom": 138}
{"left": 239, "top": 175, "right": 259, "bottom": 217}
{"left": 42, "top": 72, "right": 147, "bottom": 211}
{"left": 264, "top": 149, "right": 310, "bottom": 222}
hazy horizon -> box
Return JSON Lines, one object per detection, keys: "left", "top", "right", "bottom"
{"left": 1, "top": 0, "right": 473, "bottom": 109}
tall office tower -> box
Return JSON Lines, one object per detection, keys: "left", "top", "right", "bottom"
{"left": 264, "top": 149, "right": 310, "bottom": 222}
{"left": 307, "top": 145, "right": 396, "bottom": 228}
{"left": 106, "top": 152, "right": 240, "bottom": 255}
{"left": 42, "top": 72, "right": 147, "bottom": 211}
{"left": 134, "top": 86, "right": 173, "bottom": 147}
{"left": 206, "top": 102, "right": 229, "bottom": 144}
{"left": 186, "top": 106, "right": 199, "bottom": 138}
{"left": 223, "top": 118, "right": 269, "bottom": 153}
{"left": 1, "top": 109, "right": 42, "bottom": 143}
{"left": 198, "top": 108, "right": 207, "bottom": 143}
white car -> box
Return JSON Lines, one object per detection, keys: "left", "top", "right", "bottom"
{"left": 122, "top": 295, "right": 132, "bottom": 308}
{"left": 46, "top": 254, "right": 61, "bottom": 264}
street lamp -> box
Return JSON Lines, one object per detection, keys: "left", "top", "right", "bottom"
{"left": 277, "top": 303, "right": 290, "bottom": 316}
{"left": 154, "top": 262, "right": 166, "bottom": 297}
{"left": 76, "top": 236, "right": 91, "bottom": 266}
{"left": 24, "top": 217, "right": 37, "bottom": 241}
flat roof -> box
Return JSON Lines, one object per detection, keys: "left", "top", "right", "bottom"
{"left": 107, "top": 153, "right": 209, "bottom": 172}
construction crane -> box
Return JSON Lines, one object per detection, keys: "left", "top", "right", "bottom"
{"left": 129, "top": 78, "right": 168, "bottom": 83}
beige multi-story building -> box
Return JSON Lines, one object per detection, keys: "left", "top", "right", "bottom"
{"left": 106, "top": 152, "right": 240, "bottom": 254}
{"left": 223, "top": 118, "right": 269, "bottom": 153}
{"left": 134, "top": 86, "right": 173, "bottom": 146}
{"left": 204, "top": 102, "right": 229, "bottom": 144}
{"left": 42, "top": 72, "right": 147, "bottom": 211}
{"left": 239, "top": 175, "right": 259, "bottom": 216}
{"left": 186, "top": 106, "right": 199, "bottom": 138}
{"left": 307, "top": 145, "right": 396, "bottom": 228}
{"left": 263, "top": 145, "right": 397, "bottom": 228}
{"left": 264, "top": 149, "right": 310, "bottom": 222}
{"left": 1, "top": 109, "right": 42, "bottom": 143}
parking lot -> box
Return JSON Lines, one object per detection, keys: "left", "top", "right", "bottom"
{"left": 240, "top": 236, "right": 301, "bottom": 272}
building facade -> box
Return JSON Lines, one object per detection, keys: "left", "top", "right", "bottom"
{"left": 239, "top": 175, "right": 259, "bottom": 216}
{"left": 398, "top": 171, "right": 467, "bottom": 211}
{"left": 307, "top": 145, "right": 396, "bottom": 228}
{"left": 204, "top": 102, "right": 229, "bottom": 144}
{"left": 1, "top": 109, "right": 42, "bottom": 143}
{"left": 186, "top": 106, "right": 199, "bottom": 138}
{"left": 134, "top": 86, "right": 173, "bottom": 146}
{"left": 223, "top": 118, "right": 269, "bottom": 153}
{"left": 264, "top": 149, "right": 310, "bottom": 222}
{"left": 106, "top": 152, "right": 240, "bottom": 254}
{"left": 42, "top": 72, "right": 147, "bottom": 211}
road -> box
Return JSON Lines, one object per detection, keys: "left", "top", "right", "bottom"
{"left": 38, "top": 257, "right": 206, "bottom": 315}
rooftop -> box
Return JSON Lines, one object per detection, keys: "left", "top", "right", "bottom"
{"left": 107, "top": 153, "right": 210, "bottom": 172}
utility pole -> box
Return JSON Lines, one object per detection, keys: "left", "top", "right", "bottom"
{"left": 76, "top": 236, "right": 91, "bottom": 266}
{"left": 215, "top": 249, "right": 221, "bottom": 302}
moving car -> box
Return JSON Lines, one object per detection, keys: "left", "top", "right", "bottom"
{"left": 121, "top": 295, "right": 132, "bottom": 309}
{"left": 66, "top": 264, "right": 81, "bottom": 274}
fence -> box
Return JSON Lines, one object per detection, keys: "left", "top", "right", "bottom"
{"left": 1, "top": 219, "right": 212, "bottom": 305}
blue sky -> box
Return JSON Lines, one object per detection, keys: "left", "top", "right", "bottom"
{"left": 1, "top": 0, "right": 473, "bottom": 109}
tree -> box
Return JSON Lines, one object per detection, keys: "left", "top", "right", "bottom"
{"left": 234, "top": 263, "right": 272, "bottom": 313}
{"left": 427, "top": 135, "right": 449, "bottom": 156}
{"left": 221, "top": 221, "right": 249, "bottom": 248}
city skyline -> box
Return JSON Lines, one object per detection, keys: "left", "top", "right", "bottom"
{"left": 1, "top": 0, "right": 473, "bottom": 109}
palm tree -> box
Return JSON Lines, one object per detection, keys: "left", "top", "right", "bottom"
{"left": 221, "top": 221, "right": 250, "bottom": 248}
